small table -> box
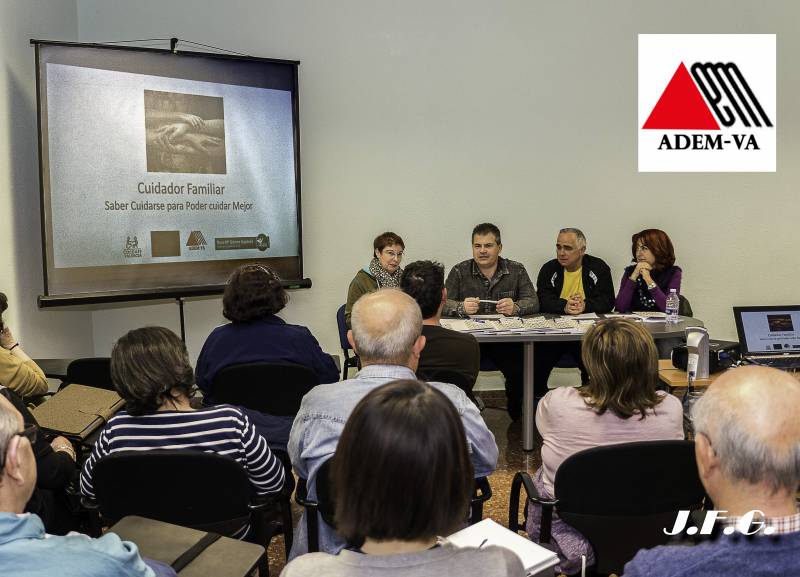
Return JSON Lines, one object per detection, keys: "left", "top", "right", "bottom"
{"left": 110, "top": 515, "right": 265, "bottom": 577}
{"left": 657, "top": 359, "right": 716, "bottom": 393}
{"left": 33, "top": 358, "right": 72, "bottom": 380}
{"left": 473, "top": 316, "right": 704, "bottom": 451}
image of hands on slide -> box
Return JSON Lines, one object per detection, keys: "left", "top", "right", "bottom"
{"left": 145, "top": 90, "right": 226, "bottom": 174}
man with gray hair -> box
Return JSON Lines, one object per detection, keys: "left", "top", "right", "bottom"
{"left": 533, "top": 228, "right": 614, "bottom": 399}
{"left": 288, "top": 288, "right": 498, "bottom": 559}
{"left": 624, "top": 366, "right": 800, "bottom": 576}
{"left": 0, "top": 394, "right": 174, "bottom": 577}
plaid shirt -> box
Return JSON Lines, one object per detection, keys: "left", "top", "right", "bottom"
{"left": 443, "top": 257, "right": 539, "bottom": 317}
{"left": 722, "top": 511, "right": 800, "bottom": 535}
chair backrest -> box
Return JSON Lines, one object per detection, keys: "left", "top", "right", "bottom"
{"left": 212, "top": 361, "right": 319, "bottom": 416}
{"left": 554, "top": 439, "right": 705, "bottom": 575}
{"left": 336, "top": 304, "right": 350, "bottom": 351}
{"left": 92, "top": 450, "right": 253, "bottom": 535}
{"left": 679, "top": 294, "right": 693, "bottom": 317}
{"left": 66, "top": 357, "right": 114, "bottom": 390}
{"left": 416, "top": 368, "right": 477, "bottom": 404}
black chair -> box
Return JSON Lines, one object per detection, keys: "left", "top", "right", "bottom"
{"left": 416, "top": 368, "right": 482, "bottom": 410}
{"left": 296, "top": 459, "right": 493, "bottom": 553}
{"left": 679, "top": 295, "right": 694, "bottom": 317}
{"left": 64, "top": 357, "right": 114, "bottom": 390}
{"left": 83, "top": 450, "right": 285, "bottom": 576}
{"left": 211, "top": 361, "right": 320, "bottom": 554}
{"left": 211, "top": 361, "right": 319, "bottom": 417}
{"left": 509, "top": 440, "right": 706, "bottom": 576}
{"left": 336, "top": 304, "right": 359, "bottom": 380}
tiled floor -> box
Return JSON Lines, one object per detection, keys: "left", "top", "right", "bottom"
{"left": 265, "top": 389, "right": 545, "bottom": 575}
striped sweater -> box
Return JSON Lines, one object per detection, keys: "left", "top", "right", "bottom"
{"left": 80, "top": 405, "right": 285, "bottom": 501}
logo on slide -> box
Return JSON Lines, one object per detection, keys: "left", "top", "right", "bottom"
{"left": 151, "top": 231, "right": 181, "bottom": 257}
{"left": 638, "top": 35, "right": 775, "bottom": 172}
{"left": 122, "top": 235, "right": 142, "bottom": 258}
{"left": 186, "top": 230, "right": 207, "bottom": 251}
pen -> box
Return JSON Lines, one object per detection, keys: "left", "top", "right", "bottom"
{"left": 478, "top": 538, "right": 488, "bottom": 548}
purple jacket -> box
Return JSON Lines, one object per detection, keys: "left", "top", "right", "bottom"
{"left": 615, "top": 265, "right": 682, "bottom": 313}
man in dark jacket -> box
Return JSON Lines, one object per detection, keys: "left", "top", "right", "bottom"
{"left": 534, "top": 228, "right": 614, "bottom": 398}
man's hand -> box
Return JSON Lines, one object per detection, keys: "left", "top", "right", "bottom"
{"left": 496, "top": 298, "right": 517, "bottom": 316}
{"left": 564, "top": 294, "right": 585, "bottom": 315}
{"left": 463, "top": 297, "right": 480, "bottom": 315}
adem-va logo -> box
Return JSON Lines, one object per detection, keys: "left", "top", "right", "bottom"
{"left": 638, "top": 34, "right": 775, "bottom": 172}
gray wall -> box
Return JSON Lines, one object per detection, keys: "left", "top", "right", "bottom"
{"left": 0, "top": 0, "right": 94, "bottom": 359}
{"left": 8, "top": 1, "right": 798, "bottom": 363}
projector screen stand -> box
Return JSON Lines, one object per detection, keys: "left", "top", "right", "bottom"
{"left": 176, "top": 297, "right": 186, "bottom": 344}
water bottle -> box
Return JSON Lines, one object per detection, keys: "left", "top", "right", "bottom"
{"left": 665, "top": 288, "right": 680, "bottom": 323}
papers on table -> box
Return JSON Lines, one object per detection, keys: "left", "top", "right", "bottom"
{"left": 445, "top": 518, "right": 559, "bottom": 577}
{"left": 605, "top": 312, "right": 668, "bottom": 322}
{"left": 440, "top": 315, "right": 594, "bottom": 334}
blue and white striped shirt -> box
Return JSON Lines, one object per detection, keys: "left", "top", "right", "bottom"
{"left": 80, "top": 405, "right": 285, "bottom": 502}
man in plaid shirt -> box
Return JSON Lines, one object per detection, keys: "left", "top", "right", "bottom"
{"left": 624, "top": 366, "right": 800, "bottom": 576}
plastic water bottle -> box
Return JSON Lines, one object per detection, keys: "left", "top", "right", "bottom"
{"left": 665, "top": 289, "right": 680, "bottom": 323}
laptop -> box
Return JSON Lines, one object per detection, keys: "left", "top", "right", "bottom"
{"left": 733, "top": 305, "right": 800, "bottom": 369}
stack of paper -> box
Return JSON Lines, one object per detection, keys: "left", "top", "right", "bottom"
{"left": 446, "top": 518, "right": 559, "bottom": 577}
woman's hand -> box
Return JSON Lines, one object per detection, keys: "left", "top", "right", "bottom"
{"left": 0, "top": 326, "right": 16, "bottom": 349}
{"left": 629, "top": 262, "right": 652, "bottom": 281}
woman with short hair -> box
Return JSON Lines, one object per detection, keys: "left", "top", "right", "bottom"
{"left": 80, "top": 326, "right": 284, "bottom": 536}
{"left": 195, "top": 264, "right": 338, "bottom": 446}
{"left": 614, "top": 229, "right": 682, "bottom": 313}
{"left": 281, "top": 379, "right": 524, "bottom": 577}
{"left": 527, "top": 319, "right": 683, "bottom": 574}
{"left": 344, "top": 232, "right": 405, "bottom": 327}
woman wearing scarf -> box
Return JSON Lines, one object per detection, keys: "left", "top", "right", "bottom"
{"left": 344, "top": 232, "right": 405, "bottom": 328}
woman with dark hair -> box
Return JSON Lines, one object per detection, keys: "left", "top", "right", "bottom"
{"left": 195, "top": 264, "right": 338, "bottom": 446}
{"left": 281, "top": 379, "right": 524, "bottom": 577}
{"left": 527, "top": 319, "right": 683, "bottom": 574}
{"left": 0, "top": 292, "right": 48, "bottom": 400}
{"left": 80, "top": 326, "right": 285, "bottom": 533}
{"left": 614, "top": 229, "right": 682, "bottom": 313}
{"left": 344, "top": 232, "right": 405, "bottom": 327}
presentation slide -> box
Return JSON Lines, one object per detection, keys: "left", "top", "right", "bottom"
{"left": 46, "top": 63, "right": 297, "bottom": 268}
{"left": 740, "top": 310, "right": 800, "bottom": 352}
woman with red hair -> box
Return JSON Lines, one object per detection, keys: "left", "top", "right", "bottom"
{"left": 614, "top": 229, "right": 681, "bottom": 313}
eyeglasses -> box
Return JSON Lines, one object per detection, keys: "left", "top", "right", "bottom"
{"left": 382, "top": 250, "right": 404, "bottom": 260}
{"left": 19, "top": 424, "right": 38, "bottom": 445}
{"left": 0, "top": 424, "right": 38, "bottom": 469}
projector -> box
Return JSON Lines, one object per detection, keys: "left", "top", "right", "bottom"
{"left": 672, "top": 340, "right": 741, "bottom": 374}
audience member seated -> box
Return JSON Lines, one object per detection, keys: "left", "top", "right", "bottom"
{"left": 0, "top": 385, "right": 77, "bottom": 534}
{"left": 624, "top": 366, "right": 800, "bottom": 577}
{"left": 0, "top": 292, "right": 48, "bottom": 400}
{"left": 614, "top": 228, "right": 681, "bottom": 313}
{"left": 400, "top": 260, "right": 480, "bottom": 393}
{"left": 196, "top": 263, "right": 338, "bottom": 446}
{"left": 527, "top": 319, "right": 683, "bottom": 574}
{"left": 344, "top": 231, "right": 405, "bottom": 328}
{"left": 80, "top": 326, "right": 284, "bottom": 532}
{"left": 0, "top": 393, "right": 175, "bottom": 577}
{"left": 281, "top": 379, "right": 524, "bottom": 577}
{"left": 534, "top": 228, "right": 614, "bottom": 400}
{"left": 288, "top": 289, "right": 498, "bottom": 558}
{"left": 443, "top": 223, "right": 539, "bottom": 420}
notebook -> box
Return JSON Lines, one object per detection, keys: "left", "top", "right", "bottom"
{"left": 31, "top": 383, "right": 124, "bottom": 440}
{"left": 446, "top": 518, "right": 559, "bottom": 577}
{"left": 733, "top": 305, "right": 800, "bottom": 369}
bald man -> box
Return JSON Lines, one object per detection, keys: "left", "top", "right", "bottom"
{"left": 287, "top": 289, "right": 498, "bottom": 559}
{"left": 624, "top": 366, "right": 800, "bottom": 577}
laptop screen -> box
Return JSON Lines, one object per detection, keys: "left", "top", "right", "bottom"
{"left": 734, "top": 306, "right": 800, "bottom": 354}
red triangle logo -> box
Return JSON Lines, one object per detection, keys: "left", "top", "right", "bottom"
{"left": 642, "top": 62, "right": 720, "bottom": 130}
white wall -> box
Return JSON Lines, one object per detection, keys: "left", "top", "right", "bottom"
{"left": 74, "top": 0, "right": 798, "bottom": 362}
{"left": 0, "top": 0, "right": 94, "bottom": 359}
